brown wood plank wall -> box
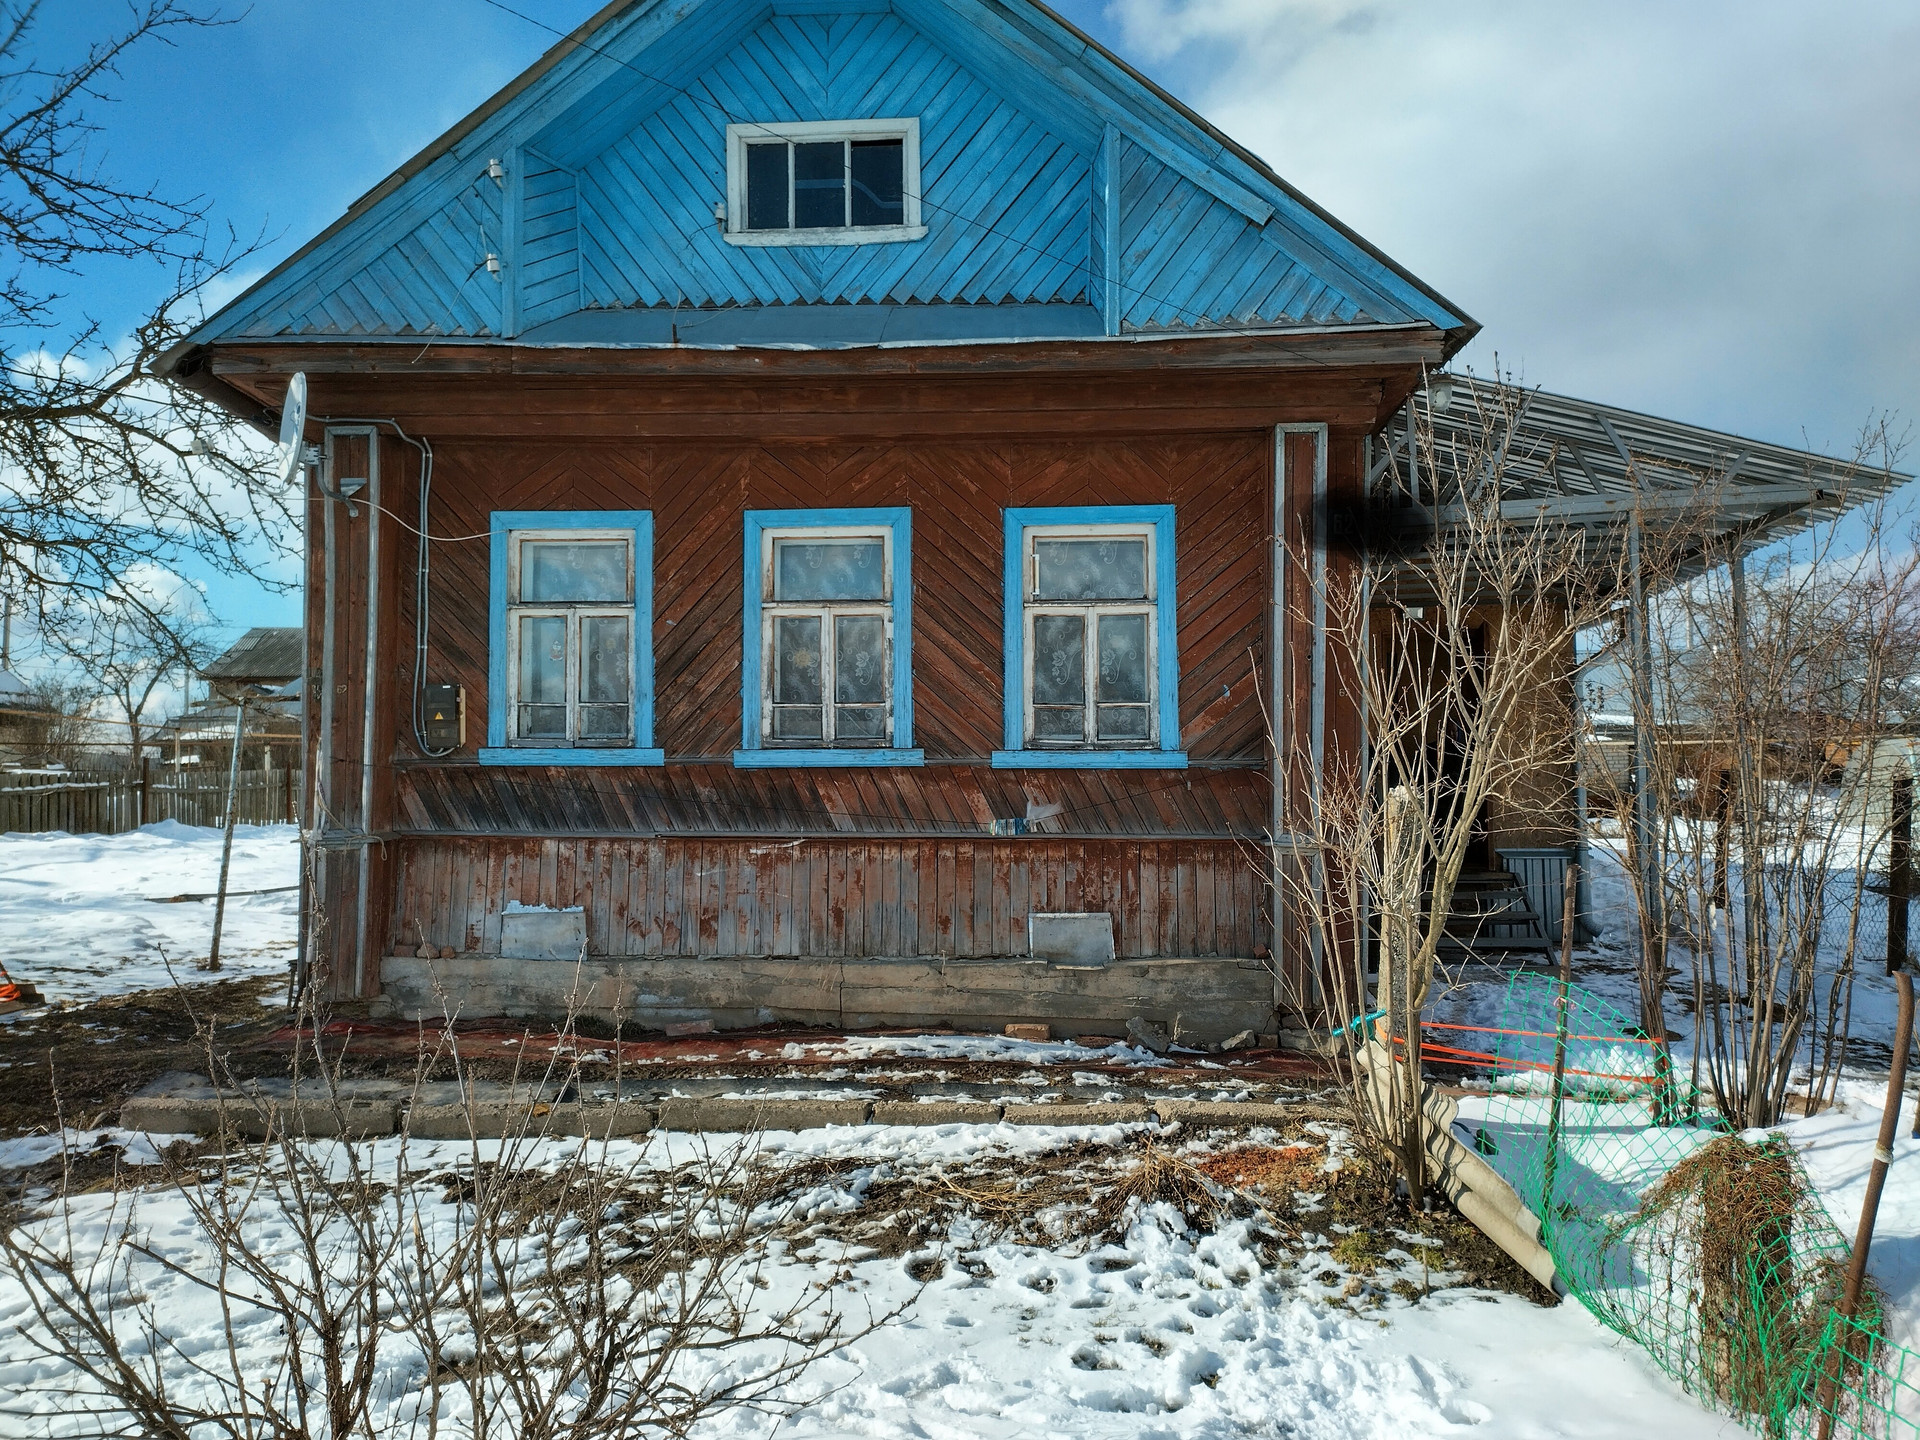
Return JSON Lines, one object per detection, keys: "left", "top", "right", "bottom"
{"left": 392, "top": 836, "right": 1267, "bottom": 961}
{"left": 288, "top": 373, "right": 1407, "bottom": 994}
{"left": 396, "top": 433, "right": 1271, "bottom": 766}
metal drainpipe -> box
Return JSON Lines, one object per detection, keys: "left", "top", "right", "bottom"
{"left": 1270, "top": 425, "right": 1289, "bottom": 1018}
{"left": 309, "top": 449, "right": 340, "bottom": 1003}
{"left": 1626, "top": 504, "right": 1663, "bottom": 1011}
{"left": 354, "top": 438, "right": 381, "bottom": 996}
{"left": 294, "top": 458, "right": 312, "bottom": 1007}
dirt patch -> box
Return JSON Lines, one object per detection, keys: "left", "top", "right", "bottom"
{"left": 0, "top": 977, "right": 288, "bottom": 1133}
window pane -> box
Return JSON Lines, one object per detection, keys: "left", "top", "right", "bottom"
{"left": 772, "top": 707, "right": 825, "bottom": 741}
{"left": 518, "top": 615, "right": 567, "bottom": 703}
{"left": 1098, "top": 705, "right": 1150, "bottom": 741}
{"left": 746, "top": 142, "right": 789, "bottom": 230}
{"left": 774, "top": 539, "right": 885, "bottom": 601}
{"left": 579, "top": 704, "right": 630, "bottom": 740}
{"left": 793, "top": 140, "right": 845, "bottom": 228}
{"left": 850, "top": 139, "right": 904, "bottom": 226}
{"left": 1033, "top": 707, "right": 1084, "bottom": 741}
{"left": 521, "top": 541, "right": 628, "bottom": 603}
{"left": 772, "top": 615, "right": 822, "bottom": 706}
{"left": 1030, "top": 614, "right": 1085, "bottom": 704}
{"left": 836, "top": 706, "right": 886, "bottom": 740}
{"left": 1097, "top": 613, "right": 1149, "bottom": 703}
{"left": 834, "top": 615, "right": 886, "bottom": 704}
{"left": 581, "top": 615, "right": 630, "bottom": 704}
{"left": 519, "top": 704, "right": 566, "bottom": 738}
{"left": 1034, "top": 538, "right": 1147, "bottom": 601}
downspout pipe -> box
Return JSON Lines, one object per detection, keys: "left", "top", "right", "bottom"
{"left": 355, "top": 439, "right": 381, "bottom": 997}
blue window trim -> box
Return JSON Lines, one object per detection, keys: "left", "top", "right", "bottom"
{"left": 480, "top": 509, "right": 663, "bottom": 767}
{"left": 993, "top": 504, "right": 1185, "bottom": 771}
{"left": 737, "top": 506, "right": 921, "bottom": 769}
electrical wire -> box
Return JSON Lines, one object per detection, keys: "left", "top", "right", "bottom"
{"left": 318, "top": 419, "right": 455, "bottom": 759}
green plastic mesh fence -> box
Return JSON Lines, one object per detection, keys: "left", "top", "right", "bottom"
{"left": 1455, "top": 972, "right": 1920, "bottom": 1439}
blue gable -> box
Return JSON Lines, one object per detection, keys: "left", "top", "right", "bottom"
{"left": 190, "top": 0, "right": 1471, "bottom": 350}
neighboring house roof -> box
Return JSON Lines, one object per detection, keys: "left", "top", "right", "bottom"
{"left": 200, "top": 628, "right": 303, "bottom": 684}
{"left": 0, "top": 667, "right": 44, "bottom": 711}
{"left": 1373, "top": 377, "right": 1914, "bottom": 579}
{"left": 161, "top": 0, "right": 1474, "bottom": 361}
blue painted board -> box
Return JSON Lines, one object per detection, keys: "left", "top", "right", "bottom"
{"left": 739, "top": 506, "right": 918, "bottom": 765}
{"left": 1000, "top": 504, "right": 1182, "bottom": 766}
{"left": 484, "top": 508, "right": 661, "bottom": 766}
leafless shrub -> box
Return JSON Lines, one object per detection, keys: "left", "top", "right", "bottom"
{"left": 1587, "top": 424, "right": 1920, "bottom": 1126}
{"left": 1271, "top": 379, "right": 1658, "bottom": 1202}
{"left": 0, "top": 995, "right": 895, "bottom": 1438}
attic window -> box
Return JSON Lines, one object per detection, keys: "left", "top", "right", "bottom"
{"left": 725, "top": 119, "right": 925, "bottom": 247}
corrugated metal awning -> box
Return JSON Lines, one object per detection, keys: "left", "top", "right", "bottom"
{"left": 1368, "top": 378, "right": 1910, "bottom": 581}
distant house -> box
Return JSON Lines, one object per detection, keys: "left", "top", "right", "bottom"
{"left": 151, "top": 628, "right": 304, "bottom": 771}
{"left": 0, "top": 665, "right": 52, "bottom": 764}
{"left": 201, "top": 628, "right": 303, "bottom": 697}
{"left": 158, "top": 1, "right": 1906, "bottom": 1038}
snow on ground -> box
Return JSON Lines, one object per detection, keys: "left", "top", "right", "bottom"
{"left": 1782, "top": 1077, "right": 1920, "bottom": 1353}
{"left": 0, "top": 821, "right": 299, "bottom": 1007}
{"left": 0, "top": 1122, "right": 1751, "bottom": 1440}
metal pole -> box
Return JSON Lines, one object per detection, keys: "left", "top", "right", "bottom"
{"left": 354, "top": 436, "right": 381, "bottom": 997}
{"left": 1541, "top": 865, "right": 1580, "bottom": 1240}
{"left": 1818, "top": 964, "right": 1913, "bottom": 1440}
{"left": 208, "top": 697, "right": 247, "bottom": 972}
{"left": 1627, "top": 506, "right": 1662, "bottom": 1003}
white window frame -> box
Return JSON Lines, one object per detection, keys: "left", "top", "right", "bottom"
{"left": 1021, "top": 523, "right": 1160, "bottom": 750}
{"left": 724, "top": 118, "right": 925, "bottom": 247}
{"left": 759, "top": 525, "right": 895, "bottom": 747}
{"left": 504, "top": 528, "right": 637, "bottom": 747}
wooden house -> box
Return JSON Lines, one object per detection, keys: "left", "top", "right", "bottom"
{"left": 162, "top": 0, "right": 1488, "bottom": 1040}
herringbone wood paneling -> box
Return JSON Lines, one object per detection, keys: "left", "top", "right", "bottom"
{"left": 397, "top": 432, "right": 1270, "bottom": 770}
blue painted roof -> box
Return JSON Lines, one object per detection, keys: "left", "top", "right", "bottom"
{"left": 184, "top": 0, "right": 1474, "bottom": 352}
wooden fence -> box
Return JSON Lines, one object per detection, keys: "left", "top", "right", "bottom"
{"left": 0, "top": 762, "right": 297, "bottom": 836}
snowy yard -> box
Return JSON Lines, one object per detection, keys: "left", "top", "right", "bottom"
{"left": 0, "top": 1120, "right": 1756, "bottom": 1440}
{"left": 8, "top": 822, "right": 1920, "bottom": 1436}
{"left": 0, "top": 822, "right": 299, "bottom": 1006}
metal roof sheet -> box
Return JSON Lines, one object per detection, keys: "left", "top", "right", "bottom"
{"left": 200, "top": 628, "right": 304, "bottom": 683}
{"left": 1371, "top": 378, "right": 1912, "bottom": 576}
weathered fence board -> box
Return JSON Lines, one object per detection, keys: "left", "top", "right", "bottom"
{"left": 0, "top": 765, "right": 296, "bottom": 836}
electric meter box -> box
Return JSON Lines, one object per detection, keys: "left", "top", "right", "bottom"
{"left": 424, "top": 683, "right": 465, "bottom": 750}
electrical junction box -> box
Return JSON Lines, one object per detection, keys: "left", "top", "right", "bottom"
{"left": 424, "top": 683, "right": 465, "bottom": 750}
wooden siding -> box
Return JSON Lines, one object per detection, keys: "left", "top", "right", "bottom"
{"left": 192, "top": 1, "right": 1470, "bottom": 346}
{"left": 394, "top": 764, "right": 1267, "bottom": 839}
{"left": 579, "top": 10, "right": 1090, "bottom": 311}
{"left": 392, "top": 836, "right": 1267, "bottom": 961}
{"left": 519, "top": 152, "right": 580, "bottom": 328}
{"left": 239, "top": 185, "right": 503, "bottom": 339}
{"left": 1119, "top": 137, "right": 1365, "bottom": 331}
{"left": 391, "top": 431, "right": 1272, "bottom": 765}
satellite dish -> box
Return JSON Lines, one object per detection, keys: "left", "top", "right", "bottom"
{"left": 275, "top": 372, "right": 309, "bottom": 487}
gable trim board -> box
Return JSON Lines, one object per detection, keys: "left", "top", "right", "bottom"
{"left": 160, "top": 0, "right": 1475, "bottom": 373}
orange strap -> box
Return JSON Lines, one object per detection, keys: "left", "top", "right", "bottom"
{"left": 1393, "top": 1034, "right": 1657, "bottom": 1085}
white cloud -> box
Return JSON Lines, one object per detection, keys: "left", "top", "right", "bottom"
{"left": 1107, "top": 0, "right": 1920, "bottom": 459}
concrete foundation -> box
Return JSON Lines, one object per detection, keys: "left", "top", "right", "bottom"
{"left": 378, "top": 953, "right": 1276, "bottom": 1045}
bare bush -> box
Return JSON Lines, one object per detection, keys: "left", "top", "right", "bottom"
{"left": 1274, "top": 381, "right": 1629, "bottom": 1203}
{"left": 0, "top": 1006, "right": 894, "bottom": 1438}
{"left": 1587, "top": 432, "right": 1920, "bottom": 1127}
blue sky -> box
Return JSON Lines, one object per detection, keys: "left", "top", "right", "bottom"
{"left": 29, "top": 0, "right": 1920, "bottom": 652}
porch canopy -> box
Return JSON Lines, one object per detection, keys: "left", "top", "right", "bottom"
{"left": 1366, "top": 377, "right": 1912, "bottom": 587}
